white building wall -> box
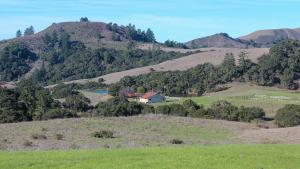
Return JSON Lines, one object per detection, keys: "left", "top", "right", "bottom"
{"left": 139, "top": 98, "right": 149, "bottom": 103}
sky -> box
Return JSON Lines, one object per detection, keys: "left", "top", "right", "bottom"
{"left": 0, "top": 0, "right": 300, "bottom": 42}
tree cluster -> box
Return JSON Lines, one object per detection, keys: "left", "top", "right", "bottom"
{"left": 93, "top": 98, "right": 265, "bottom": 122}
{"left": 107, "top": 23, "right": 156, "bottom": 42}
{"left": 0, "top": 42, "right": 37, "bottom": 81}
{"left": 24, "top": 26, "right": 35, "bottom": 36}
{"left": 109, "top": 53, "right": 245, "bottom": 97}
{"left": 110, "top": 40, "right": 300, "bottom": 97}
{"left": 275, "top": 104, "right": 300, "bottom": 127}
{"left": 246, "top": 40, "right": 300, "bottom": 89}
{"left": 93, "top": 97, "right": 154, "bottom": 117}
{"left": 29, "top": 30, "right": 187, "bottom": 85}
{"left": 156, "top": 100, "right": 265, "bottom": 122}
{"left": 164, "top": 40, "right": 189, "bottom": 49}
{"left": 0, "top": 80, "right": 89, "bottom": 123}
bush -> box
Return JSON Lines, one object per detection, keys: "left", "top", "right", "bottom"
{"left": 23, "top": 140, "right": 33, "bottom": 147}
{"left": 275, "top": 105, "right": 300, "bottom": 127}
{"left": 64, "top": 94, "right": 91, "bottom": 112}
{"left": 170, "top": 139, "right": 184, "bottom": 144}
{"left": 42, "top": 109, "right": 77, "bottom": 120}
{"left": 188, "top": 106, "right": 207, "bottom": 118}
{"left": 95, "top": 97, "right": 153, "bottom": 117}
{"left": 210, "top": 100, "right": 239, "bottom": 121}
{"left": 92, "top": 130, "right": 114, "bottom": 138}
{"left": 55, "top": 134, "right": 64, "bottom": 140}
{"left": 156, "top": 104, "right": 187, "bottom": 116}
{"left": 51, "top": 83, "right": 79, "bottom": 99}
{"left": 237, "top": 106, "right": 265, "bottom": 122}
{"left": 31, "top": 133, "right": 47, "bottom": 140}
{"left": 80, "top": 17, "right": 89, "bottom": 22}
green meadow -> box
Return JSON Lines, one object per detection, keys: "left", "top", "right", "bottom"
{"left": 155, "top": 83, "right": 300, "bottom": 116}
{"left": 1, "top": 145, "right": 299, "bottom": 169}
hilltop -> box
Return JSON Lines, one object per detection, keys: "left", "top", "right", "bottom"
{"left": 185, "top": 33, "right": 247, "bottom": 48}
{"left": 239, "top": 27, "right": 300, "bottom": 47}
{"left": 0, "top": 21, "right": 155, "bottom": 51}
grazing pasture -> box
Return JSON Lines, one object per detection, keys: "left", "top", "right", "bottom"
{"left": 0, "top": 145, "right": 299, "bottom": 169}
{"left": 155, "top": 83, "right": 300, "bottom": 116}
{"left": 0, "top": 115, "right": 247, "bottom": 151}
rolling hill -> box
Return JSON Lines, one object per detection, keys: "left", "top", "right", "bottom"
{"left": 45, "top": 47, "right": 269, "bottom": 87}
{"left": 239, "top": 28, "right": 300, "bottom": 47}
{"left": 4, "top": 20, "right": 300, "bottom": 86}
{"left": 0, "top": 22, "right": 131, "bottom": 51}
{"left": 185, "top": 33, "right": 247, "bottom": 48}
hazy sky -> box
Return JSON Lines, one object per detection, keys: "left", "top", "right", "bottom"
{"left": 0, "top": 0, "right": 300, "bottom": 42}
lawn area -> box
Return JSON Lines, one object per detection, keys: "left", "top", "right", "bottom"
{"left": 1, "top": 144, "right": 299, "bottom": 169}
{"left": 154, "top": 83, "right": 300, "bottom": 116}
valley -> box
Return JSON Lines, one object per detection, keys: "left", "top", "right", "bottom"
{"left": 1, "top": 9, "right": 300, "bottom": 168}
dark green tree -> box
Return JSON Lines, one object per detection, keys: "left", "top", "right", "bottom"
{"left": 16, "top": 30, "right": 22, "bottom": 38}
{"left": 80, "top": 17, "right": 89, "bottom": 22}
{"left": 146, "top": 28, "right": 156, "bottom": 42}
{"left": 24, "top": 26, "right": 35, "bottom": 36}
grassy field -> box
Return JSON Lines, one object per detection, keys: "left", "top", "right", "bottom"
{"left": 1, "top": 144, "right": 299, "bottom": 169}
{"left": 155, "top": 83, "right": 300, "bottom": 116}
{"left": 0, "top": 115, "right": 254, "bottom": 151}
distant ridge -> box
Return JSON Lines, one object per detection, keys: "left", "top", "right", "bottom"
{"left": 1, "top": 20, "right": 300, "bottom": 50}
{"left": 239, "top": 28, "right": 300, "bottom": 47}
{"left": 185, "top": 33, "right": 247, "bottom": 49}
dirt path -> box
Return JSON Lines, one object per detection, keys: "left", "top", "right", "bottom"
{"left": 46, "top": 47, "right": 269, "bottom": 88}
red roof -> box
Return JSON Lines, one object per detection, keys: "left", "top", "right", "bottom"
{"left": 124, "top": 92, "right": 142, "bottom": 98}
{"left": 141, "top": 91, "right": 158, "bottom": 99}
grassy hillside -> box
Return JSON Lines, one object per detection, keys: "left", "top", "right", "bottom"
{"left": 154, "top": 83, "right": 300, "bottom": 116}
{"left": 1, "top": 145, "right": 299, "bottom": 169}
{"left": 0, "top": 115, "right": 251, "bottom": 151}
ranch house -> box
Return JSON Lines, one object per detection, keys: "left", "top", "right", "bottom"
{"left": 139, "top": 91, "right": 165, "bottom": 103}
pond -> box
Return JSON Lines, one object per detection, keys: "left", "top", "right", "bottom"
{"left": 94, "top": 89, "right": 109, "bottom": 95}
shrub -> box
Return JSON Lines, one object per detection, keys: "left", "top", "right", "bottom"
{"left": 31, "top": 133, "right": 47, "bottom": 140}
{"left": 170, "top": 139, "right": 184, "bottom": 144}
{"left": 156, "top": 105, "right": 171, "bottom": 115}
{"left": 95, "top": 97, "right": 153, "bottom": 117}
{"left": 156, "top": 104, "right": 187, "bottom": 116}
{"left": 188, "top": 106, "right": 207, "bottom": 118}
{"left": 210, "top": 100, "right": 239, "bottom": 121}
{"left": 275, "top": 105, "right": 300, "bottom": 127}
{"left": 23, "top": 140, "right": 33, "bottom": 147}
{"left": 92, "top": 130, "right": 114, "bottom": 138}
{"left": 55, "top": 134, "right": 64, "bottom": 140}
{"left": 64, "top": 94, "right": 91, "bottom": 112}
{"left": 42, "top": 109, "right": 77, "bottom": 120}
{"left": 237, "top": 106, "right": 265, "bottom": 122}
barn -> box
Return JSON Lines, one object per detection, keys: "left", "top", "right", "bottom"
{"left": 139, "top": 91, "right": 165, "bottom": 103}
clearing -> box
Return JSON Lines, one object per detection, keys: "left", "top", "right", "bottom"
{"left": 46, "top": 47, "right": 269, "bottom": 87}
{"left": 155, "top": 82, "right": 300, "bottom": 116}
